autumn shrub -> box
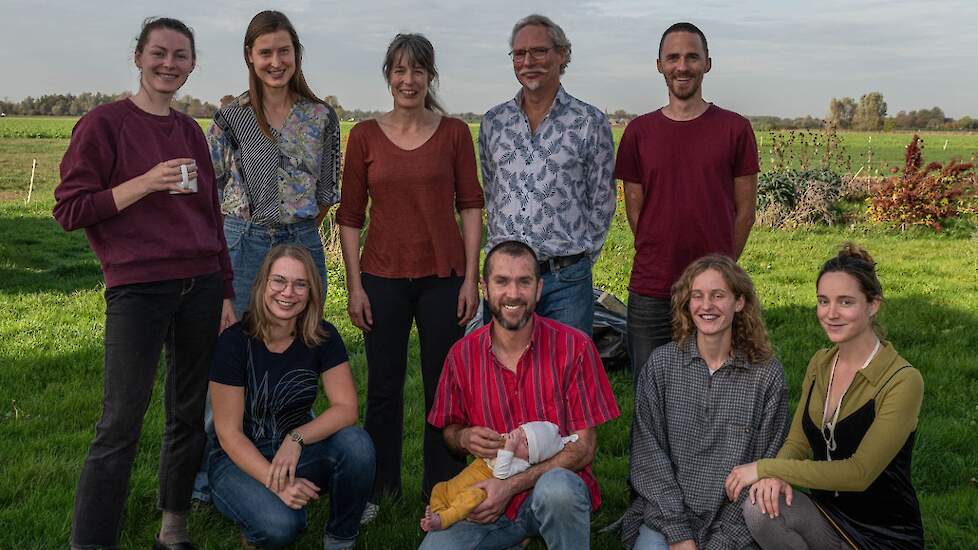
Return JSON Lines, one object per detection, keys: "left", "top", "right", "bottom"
{"left": 868, "top": 135, "right": 977, "bottom": 230}
{"left": 757, "top": 168, "right": 843, "bottom": 228}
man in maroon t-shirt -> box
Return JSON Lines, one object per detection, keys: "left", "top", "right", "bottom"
{"left": 615, "top": 22, "right": 759, "bottom": 386}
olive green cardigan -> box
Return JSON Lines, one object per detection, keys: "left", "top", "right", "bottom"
{"left": 756, "top": 341, "right": 923, "bottom": 491}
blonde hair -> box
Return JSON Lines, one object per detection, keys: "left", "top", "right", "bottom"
{"left": 244, "top": 244, "right": 326, "bottom": 346}
{"left": 671, "top": 255, "right": 772, "bottom": 363}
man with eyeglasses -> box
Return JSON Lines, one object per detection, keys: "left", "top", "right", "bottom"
{"left": 478, "top": 13, "right": 616, "bottom": 336}
{"left": 616, "top": 22, "right": 759, "bottom": 387}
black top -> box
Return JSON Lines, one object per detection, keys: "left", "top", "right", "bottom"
{"left": 210, "top": 320, "right": 349, "bottom": 444}
{"left": 800, "top": 367, "right": 924, "bottom": 549}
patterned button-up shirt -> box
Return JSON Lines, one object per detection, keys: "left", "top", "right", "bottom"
{"left": 479, "top": 86, "right": 616, "bottom": 261}
{"left": 622, "top": 337, "right": 789, "bottom": 549}
{"left": 429, "top": 314, "right": 620, "bottom": 520}
{"left": 209, "top": 93, "right": 340, "bottom": 226}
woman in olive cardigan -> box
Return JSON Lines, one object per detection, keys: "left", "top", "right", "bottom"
{"left": 725, "top": 243, "right": 924, "bottom": 549}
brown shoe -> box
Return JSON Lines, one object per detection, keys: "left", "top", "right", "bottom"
{"left": 240, "top": 534, "right": 259, "bottom": 550}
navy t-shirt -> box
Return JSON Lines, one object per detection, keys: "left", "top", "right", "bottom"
{"left": 210, "top": 320, "right": 349, "bottom": 443}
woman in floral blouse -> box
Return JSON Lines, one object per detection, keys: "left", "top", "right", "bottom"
{"left": 209, "top": 10, "right": 341, "bottom": 317}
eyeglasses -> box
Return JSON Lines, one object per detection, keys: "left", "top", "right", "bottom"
{"left": 268, "top": 275, "right": 310, "bottom": 295}
{"left": 509, "top": 47, "right": 554, "bottom": 63}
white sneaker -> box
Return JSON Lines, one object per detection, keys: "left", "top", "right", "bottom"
{"left": 360, "top": 502, "right": 379, "bottom": 525}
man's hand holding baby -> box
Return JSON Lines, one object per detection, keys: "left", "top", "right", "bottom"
{"left": 458, "top": 426, "right": 504, "bottom": 458}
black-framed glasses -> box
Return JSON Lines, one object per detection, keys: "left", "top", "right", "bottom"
{"left": 268, "top": 275, "right": 310, "bottom": 295}
{"left": 509, "top": 47, "right": 553, "bottom": 62}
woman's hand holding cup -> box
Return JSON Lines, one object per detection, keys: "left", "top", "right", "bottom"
{"left": 141, "top": 158, "right": 197, "bottom": 194}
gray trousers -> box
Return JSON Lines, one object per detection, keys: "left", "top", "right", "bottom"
{"left": 742, "top": 490, "right": 849, "bottom": 550}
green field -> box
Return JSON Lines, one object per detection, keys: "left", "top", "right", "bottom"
{"left": 2, "top": 115, "right": 977, "bottom": 184}
{"left": 0, "top": 121, "right": 976, "bottom": 548}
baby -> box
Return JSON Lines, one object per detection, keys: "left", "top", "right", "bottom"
{"left": 421, "top": 420, "right": 578, "bottom": 532}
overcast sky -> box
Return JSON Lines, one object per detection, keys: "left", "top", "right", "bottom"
{"left": 2, "top": 0, "right": 976, "bottom": 118}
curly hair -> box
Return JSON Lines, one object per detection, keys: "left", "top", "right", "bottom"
{"left": 671, "top": 255, "right": 771, "bottom": 364}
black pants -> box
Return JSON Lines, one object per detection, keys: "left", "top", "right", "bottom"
{"left": 71, "top": 272, "right": 222, "bottom": 549}
{"left": 361, "top": 273, "right": 467, "bottom": 501}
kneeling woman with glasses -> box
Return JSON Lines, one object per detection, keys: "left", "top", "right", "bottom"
{"left": 208, "top": 244, "right": 375, "bottom": 549}
{"left": 726, "top": 243, "right": 924, "bottom": 549}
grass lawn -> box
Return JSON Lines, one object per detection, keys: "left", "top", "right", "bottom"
{"left": 0, "top": 130, "right": 976, "bottom": 548}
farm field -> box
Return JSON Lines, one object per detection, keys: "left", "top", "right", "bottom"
{"left": 0, "top": 118, "right": 976, "bottom": 548}
{"left": 2, "top": 115, "right": 978, "bottom": 182}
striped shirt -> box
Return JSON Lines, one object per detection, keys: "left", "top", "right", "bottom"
{"left": 208, "top": 93, "right": 340, "bottom": 226}
{"left": 429, "top": 314, "right": 620, "bottom": 520}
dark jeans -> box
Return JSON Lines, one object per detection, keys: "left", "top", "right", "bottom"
{"left": 71, "top": 272, "right": 223, "bottom": 549}
{"left": 627, "top": 292, "right": 673, "bottom": 388}
{"left": 208, "top": 427, "right": 375, "bottom": 550}
{"left": 361, "top": 273, "right": 467, "bottom": 500}
{"left": 536, "top": 256, "right": 594, "bottom": 334}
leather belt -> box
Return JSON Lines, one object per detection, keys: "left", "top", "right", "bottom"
{"left": 538, "top": 252, "right": 587, "bottom": 274}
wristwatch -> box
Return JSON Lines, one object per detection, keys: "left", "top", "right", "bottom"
{"left": 288, "top": 430, "right": 305, "bottom": 448}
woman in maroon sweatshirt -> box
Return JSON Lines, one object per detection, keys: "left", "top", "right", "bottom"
{"left": 53, "top": 17, "right": 234, "bottom": 550}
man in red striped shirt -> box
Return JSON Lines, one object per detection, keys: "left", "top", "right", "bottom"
{"left": 421, "top": 241, "right": 620, "bottom": 549}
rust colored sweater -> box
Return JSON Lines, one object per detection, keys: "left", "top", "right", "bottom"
{"left": 336, "top": 117, "right": 483, "bottom": 278}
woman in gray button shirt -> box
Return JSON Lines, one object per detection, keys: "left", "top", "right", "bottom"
{"left": 622, "top": 255, "right": 789, "bottom": 550}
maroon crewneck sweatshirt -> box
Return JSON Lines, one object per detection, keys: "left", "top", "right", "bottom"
{"left": 54, "top": 99, "right": 234, "bottom": 297}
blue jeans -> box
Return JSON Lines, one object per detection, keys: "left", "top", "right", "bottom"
{"left": 481, "top": 256, "right": 593, "bottom": 334}
{"left": 626, "top": 292, "right": 672, "bottom": 388}
{"left": 71, "top": 272, "right": 223, "bottom": 549}
{"left": 633, "top": 524, "right": 670, "bottom": 550}
{"left": 537, "top": 256, "right": 594, "bottom": 334}
{"left": 418, "top": 468, "right": 592, "bottom": 550}
{"left": 223, "top": 215, "right": 328, "bottom": 318}
{"left": 208, "top": 426, "right": 375, "bottom": 550}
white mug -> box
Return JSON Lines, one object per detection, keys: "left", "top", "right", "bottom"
{"left": 170, "top": 162, "right": 198, "bottom": 194}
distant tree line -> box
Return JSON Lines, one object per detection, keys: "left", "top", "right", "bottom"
{"left": 826, "top": 92, "right": 978, "bottom": 131}
{"left": 0, "top": 92, "right": 220, "bottom": 118}
{"left": 748, "top": 115, "right": 824, "bottom": 131}
{"left": 3, "top": 91, "right": 976, "bottom": 131}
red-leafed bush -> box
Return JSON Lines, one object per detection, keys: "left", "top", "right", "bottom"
{"left": 868, "top": 135, "right": 977, "bottom": 230}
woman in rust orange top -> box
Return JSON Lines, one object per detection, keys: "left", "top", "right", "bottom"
{"left": 336, "top": 33, "right": 483, "bottom": 509}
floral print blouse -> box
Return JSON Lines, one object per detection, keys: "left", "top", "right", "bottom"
{"left": 209, "top": 93, "right": 341, "bottom": 226}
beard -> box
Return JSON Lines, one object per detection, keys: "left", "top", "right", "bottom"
{"left": 489, "top": 299, "right": 534, "bottom": 331}
{"left": 665, "top": 73, "right": 701, "bottom": 100}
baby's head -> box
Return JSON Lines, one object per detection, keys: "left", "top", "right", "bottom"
{"left": 517, "top": 421, "right": 576, "bottom": 464}
{"left": 505, "top": 426, "right": 530, "bottom": 460}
